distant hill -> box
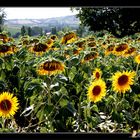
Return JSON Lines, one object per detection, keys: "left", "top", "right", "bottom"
{"left": 4, "top": 15, "right": 80, "bottom": 37}
{"left": 5, "top": 15, "right": 80, "bottom": 28}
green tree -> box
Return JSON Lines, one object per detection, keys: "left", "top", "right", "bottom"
{"left": 21, "top": 26, "right": 26, "bottom": 36}
{"left": 31, "top": 26, "right": 43, "bottom": 36}
{"left": 51, "top": 26, "right": 57, "bottom": 35}
{"left": 0, "top": 8, "right": 6, "bottom": 32}
{"left": 72, "top": 7, "right": 140, "bottom": 38}
{"left": 27, "top": 27, "right": 32, "bottom": 36}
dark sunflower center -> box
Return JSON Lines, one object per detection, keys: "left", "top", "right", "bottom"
{"left": 77, "top": 42, "right": 85, "bottom": 48}
{"left": 129, "top": 48, "right": 135, "bottom": 53}
{"left": 116, "top": 45, "right": 127, "bottom": 52}
{"left": 92, "top": 85, "right": 101, "bottom": 96}
{"left": 66, "top": 34, "right": 74, "bottom": 40}
{"left": 43, "top": 61, "right": 59, "bottom": 71}
{"left": 0, "top": 45, "right": 9, "bottom": 53}
{"left": 96, "top": 72, "right": 100, "bottom": 79}
{"left": 84, "top": 53, "right": 97, "bottom": 61}
{"left": 0, "top": 99, "right": 12, "bottom": 111}
{"left": 51, "top": 36, "right": 56, "bottom": 40}
{"left": 88, "top": 42, "right": 96, "bottom": 47}
{"left": 125, "top": 48, "right": 135, "bottom": 54}
{"left": 118, "top": 75, "right": 128, "bottom": 86}
{"left": 33, "top": 44, "right": 48, "bottom": 52}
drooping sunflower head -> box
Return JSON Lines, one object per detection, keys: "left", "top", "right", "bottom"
{"left": 61, "top": 32, "right": 77, "bottom": 44}
{"left": 113, "top": 43, "right": 129, "bottom": 56}
{"left": 37, "top": 59, "right": 65, "bottom": 76}
{"left": 134, "top": 54, "right": 140, "bottom": 64}
{"left": 86, "top": 36, "right": 95, "bottom": 42}
{"left": 0, "top": 92, "right": 19, "bottom": 118}
{"left": 93, "top": 68, "right": 102, "bottom": 80}
{"left": 75, "top": 39, "right": 86, "bottom": 49}
{"left": 123, "top": 47, "right": 136, "bottom": 57}
{"left": 46, "top": 38, "right": 54, "bottom": 47}
{"left": 82, "top": 51, "right": 98, "bottom": 63}
{"left": 0, "top": 44, "right": 17, "bottom": 57}
{"left": 112, "top": 71, "right": 136, "bottom": 93}
{"left": 87, "top": 79, "right": 106, "bottom": 103}
{"left": 0, "top": 33, "right": 9, "bottom": 43}
{"left": 20, "top": 35, "right": 30, "bottom": 45}
{"left": 29, "top": 43, "right": 49, "bottom": 56}
{"left": 50, "top": 35, "right": 58, "bottom": 41}
{"left": 87, "top": 41, "right": 97, "bottom": 48}
{"left": 97, "top": 38, "right": 104, "bottom": 45}
{"left": 104, "top": 44, "right": 115, "bottom": 56}
{"left": 29, "top": 38, "right": 40, "bottom": 45}
{"left": 102, "top": 41, "right": 108, "bottom": 49}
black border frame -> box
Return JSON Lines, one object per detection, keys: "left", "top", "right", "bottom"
{"left": 0, "top": 132, "right": 137, "bottom": 140}
{"left": 0, "top": 2, "right": 140, "bottom": 140}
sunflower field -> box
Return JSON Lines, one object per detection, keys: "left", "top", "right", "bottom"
{"left": 0, "top": 31, "right": 139, "bottom": 133}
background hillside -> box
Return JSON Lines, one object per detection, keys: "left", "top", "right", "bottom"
{"left": 4, "top": 15, "right": 80, "bottom": 37}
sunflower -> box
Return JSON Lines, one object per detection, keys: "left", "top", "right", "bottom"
{"left": 75, "top": 39, "right": 86, "bottom": 49}
{"left": 104, "top": 44, "right": 115, "bottom": 56}
{"left": 87, "top": 79, "right": 106, "bottom": 103}
{"left": 0, "top": 44, "right": 17, "bottom": 57}
{"left": 50, "top": 35, "right": 58, "bottom": 41}
{"left": 29, "top": 43, "right": 49, "bottom": 56}
{"left": 0, "top": 33, "right": 9, "bottom": 43}
{"left": 29, "top": 38, "right": 40, "bottom": 45}
{"left": 73, "top": 48, "right": 80, "bottom": 55}
{"left": 102, "top": 41, "right": 108, "bottom": 49}
{"left": 46, "top": 38, "right": 54, "bottom": 48}
{"left": 123, "top": 47, "right": 136, "bottom": 57}
{"left": 97, "top": 38, "right": 104, "bottom": 45}
{"left": 134, "top": 54, "right": 140, "bottom": 64}
{"left": 93, "top": 68, "right": 102, "bottom": 80}
{"left": 82, "top": 51, "right": 98, "bottom": 63}
{"left": 112, "top": 71, "right": 136, "bottom": 93}
{"left": 61, "top": 32, "right": 77, "bottom": 44}
{"left": 86, "top": 36, "right": 95, "bottom": 42}
{"left": 37, "top": 60, "right": 65, "bottom": 76}
{"left": 113, "top": 43, "right": 129, "bottom": 56}
{"left": 87, "top": 41, "right": 96, "bottom": 48}
{"left": 0, "top": 92, "right": 19, "bottom": 118}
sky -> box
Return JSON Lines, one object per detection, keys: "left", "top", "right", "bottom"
{"left": 4, "top": 8, "right": 78, "bottom": 19}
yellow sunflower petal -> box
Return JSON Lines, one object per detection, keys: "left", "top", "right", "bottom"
{"left": 112, "top": 71, "right": 136, "bottom": 93}
{"left": 87, "top": 79, "right": 106, "bottom": 103}
{"left": 0, "top": 92, "right": 19, "bottom": 118}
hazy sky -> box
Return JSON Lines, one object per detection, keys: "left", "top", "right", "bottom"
{"left": 4, "top": 8, "right": 78, "bottom": 19}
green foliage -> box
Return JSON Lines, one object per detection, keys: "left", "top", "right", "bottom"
{"left": 0, "top": 8, "right": 6, "bottom": 32}
{"left": 0, "top": 29, "right": 139, "bottom": 133}
{"left": 21, "top": 26, "right": 26, "bottom": 36}
{"left": 73, "top": 8, "right": 140, "bottom": 38}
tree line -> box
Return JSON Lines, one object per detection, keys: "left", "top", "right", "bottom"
{"left": 2, "top": 8, "right": 140, "bottom": 38}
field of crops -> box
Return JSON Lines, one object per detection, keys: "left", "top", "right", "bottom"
{"left": 0, "top": 31, "right": 139, "bottom": 133}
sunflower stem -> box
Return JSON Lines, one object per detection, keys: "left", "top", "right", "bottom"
{"left": 85, "top": 102, "right": 91, "bottom": 132}
{"left": 2, "top": 118, "right": 7, "bottom": 129}
{"left": 47, "top": 83, "right": 51, "bottom": 106}
{"left": 135, "top": 63, "right": 139, "bottom": 82}
{"left": 45, "top": 76, "right": 52, "bottom": 105}
{"left": 77, "top": 93, "right": 83, "bottom": 131}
